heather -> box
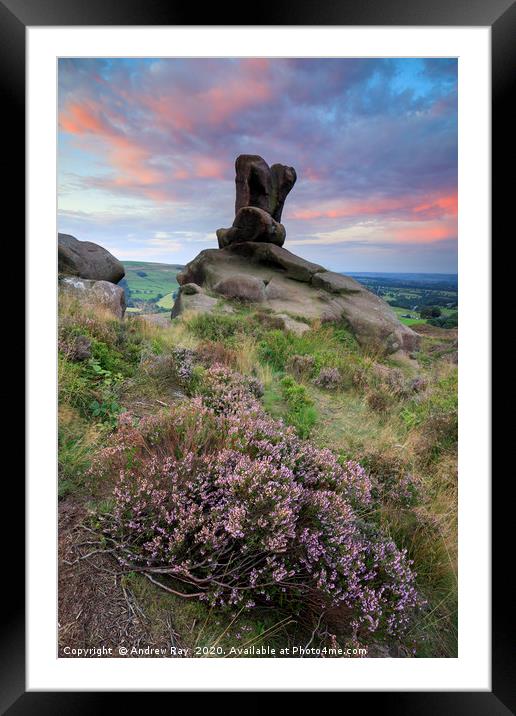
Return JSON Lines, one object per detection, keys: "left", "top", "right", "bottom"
{"left": 58, "top": 298, "right": 458, "bottom": 656}
{"left": 94, "top": 370, "right": 421, "bottom": 642}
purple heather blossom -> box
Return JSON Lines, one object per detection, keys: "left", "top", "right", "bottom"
{"left": 96, "top": 362, "right": 422, "bottom": 641}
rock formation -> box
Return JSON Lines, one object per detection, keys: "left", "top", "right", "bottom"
{"left": 216, "top": 155, "right": 296, "bottom": 249}
{"left": 58, "top": 233, "right": 126, "bottom": 318}
{"left": 173, "top": 154, "right": 420, "bottom": 355}
{"left": 58, "top": 233, "right": 125, "bottom": 283}
{"left": 59, "top": 276, "right": 126, "bottom": 319}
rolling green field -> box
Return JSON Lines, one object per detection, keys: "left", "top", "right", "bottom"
{"left": 348, "top": 273, "right": 458, "bottom": 329}
{"left": 390, "top": 306, "right": 427, "bottom": 326}
{"left": 120, "top": 261, "right": 183, "bottom": 312}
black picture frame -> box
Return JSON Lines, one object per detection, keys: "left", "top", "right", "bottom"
{"left": 6, "top": 0, "right": 510, "bottom": 709}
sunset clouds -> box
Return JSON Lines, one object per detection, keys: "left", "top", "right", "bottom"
{"left": 58, "top": 58, "right": 457, "bottom": 271}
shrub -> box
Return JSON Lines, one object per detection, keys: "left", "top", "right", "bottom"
{"left": 198, "top": 364, "right": 264, "bottom": 415}
{"left": 366, "top": 389, "right": 392, "bottom": 413}
{"left": 196, "top": 341, "right": 236, "bottom": 368}
{"left": 286, "top": 354, "right": 316, "bottom": 380}
{"left": 420, "top": 306, "right": 442, "bottom": 319}
{"left": 95, "top": 366, "right": 422, "bottom": 644}
{"left": 428, "top": 313, "right": 458, "bottom": 329}
{"left": 171, "top": 346, "right": 197, "bottom": 384}
{"left": 313, "top": 367, "right": 343, "bottom": 390}
{"left": 372, "top": 364, "right": 407, "bottom": 396}
{"left": 361, "top": 451, "right": 422, "bottom": 509}
{"left": 258, "top": 324, "right": 363, "bottom": 389}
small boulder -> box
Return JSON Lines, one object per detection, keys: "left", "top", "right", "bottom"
{"left": 59, "top": 276, "right": 126, "bottom": 318}
{"left": 171, "top": 285, "right": 234, "bottom": 318}
{"left": 274, "top": 314, "right": 310, "bottom": 336}
{"left": 181, "top": 283, "right": 204, "bottom": 295}
{"left": 58, "top": 233, "right": 125, "bottom": 283}
{"left": 264, "top": 278, "right": 289, "bottom": 300}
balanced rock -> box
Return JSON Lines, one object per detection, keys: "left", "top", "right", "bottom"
{"left": 59, "top": 276, "right": 126, "bottom": 318}
{"left": 173, "top": 153, "right": 419, "bottom": 356}
{"left": 58, "top": 233, "right": 125, "bottom": 283}
{"left": 218, "top": 154, "right": 297, "bottom": 248}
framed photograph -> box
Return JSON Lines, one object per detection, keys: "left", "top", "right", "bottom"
{"left": 5, "top": 0, "right": 510, "bottom": 707}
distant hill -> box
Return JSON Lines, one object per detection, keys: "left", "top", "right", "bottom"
{"left": 348, "top": 272, "right": 458, "bottom": 292}
{"left": 120, "top": 261, "right": 184, "bottom": 313}
{"left": 346, "top": 271, "right": 458, "bottom": 328}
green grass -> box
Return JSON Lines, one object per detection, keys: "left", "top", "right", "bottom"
{"left": 390, "top": 305, "right": 427, "bottom": 326}
{"left": 279, "top": 375, "right": 317, "bottom": 438}
{"left": 156, "top": 292, "right": 176, "bottom": 309}
{"left": 122, "top": 261, "right": 182, "bottom": 303}
{"left": 187, "top": 311, "right": 253, "bottom": 343}
{"left": 58, "top": 293, "right": 458, "bottom": 658}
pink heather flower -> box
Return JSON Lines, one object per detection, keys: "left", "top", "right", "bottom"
{"left": 95, "top": 362, "right": 422, "bottom": 641}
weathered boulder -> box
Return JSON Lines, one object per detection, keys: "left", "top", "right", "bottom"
{"left": 217, "top": 207, "right": 286, "bottom": 248}
{"left": 171, "top": 291, "right": 218, "bottom": 318}
{"left": 213, "top": 274, "right": 266, "bottom": 302}
{"left": 58, "top": 233, "right": 125, "bottom": 283}
{"left": 174, "top": 152, "right": 418, "bottom": 355}
{"left": 174, "top": 241, "right": 419, "bottom": 355}
{"left": 59, "top": 276, "right": 126, "bottom": 318}
{"left": 274, "top": 313, "right": 310, "bottom": 336}
{"left": 171, "top": 284, "right": 234, "bottom": 318}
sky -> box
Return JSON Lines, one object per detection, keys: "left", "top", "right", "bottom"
{"left": 58, "top": 58, "right": 457, "bottom": 273}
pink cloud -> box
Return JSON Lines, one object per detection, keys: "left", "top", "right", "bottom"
{"left": 194, "top": 157, "right": 227, "bottom": 179}
{"left": 291, "top": 191, "right": 458, "bottom": 223}
{"left": 59, "top": 101, "right": 110, "bottom": 135}
{"left": 392, "top": 221, "right": 456, "bottom": 244}
{"left": 131, "top": 58, "right": 275, "bottom": 139}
